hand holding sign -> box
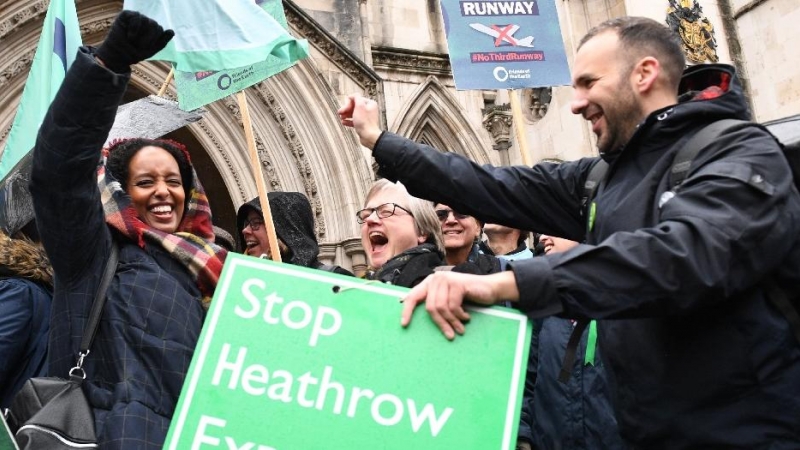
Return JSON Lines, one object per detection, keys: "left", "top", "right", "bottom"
{"left": 401, "top": 270, "right": 520, "bottom": 340}
{"left": 167, "top": 255, "right": 531, "bottom": 449}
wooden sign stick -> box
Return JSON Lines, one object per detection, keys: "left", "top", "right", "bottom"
{"left": 237, "top": 90, "right": 282, "bottom": 262}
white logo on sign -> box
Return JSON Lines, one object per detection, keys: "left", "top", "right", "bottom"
{"left": 493, "top": 66, "right": 509, "bottom": 82}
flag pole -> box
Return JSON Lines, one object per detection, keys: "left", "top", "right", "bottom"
{"left": 236, "top": 90, "right": 282, "bottom": 262}
{"left": 157, "top": 67, "right": 174, "bottom": 97}
{"left": 507, "top": 89, "right": 532, "bottom": 167}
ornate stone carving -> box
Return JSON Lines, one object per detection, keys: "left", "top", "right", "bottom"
{"left": 482, "top": 104, "right": 513, "bottom": 151}
{"left": 0, "top": 1, "right": 47, "bottom": 39}
{"left": 1, "top": 15, "right": 113, "bottom": 90}
{"left": 79, "top": 17, "right": 112, "bottom": 41}
{"left": 131, "top": 65, "right": 169, "bottom": 95}
{"left": 252, "top": 85, "right": 327, "bottom": 239}
{"left": 221, "top": 95, "right": 282, "bottom": 195}
{"left": 283, "top": 0, "right": 380, "bottom": 98}
{"left": 371, "top": 46, "right": 451, "bottom": 77}
{"left": 529, "top": 87, "right": 551, "bottom": 120}
{"left": 195, "top": 120, "right": 248, "bottom": 201}
{"left": 666, "top": 0, "right": 719, "bottom": 63}
{"left": 0, "top": 48, "right": 34, "bottom": 89}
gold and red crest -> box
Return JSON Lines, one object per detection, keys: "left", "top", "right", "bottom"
{"left": 666, "top": 0, "right": 719, "bottom": 63}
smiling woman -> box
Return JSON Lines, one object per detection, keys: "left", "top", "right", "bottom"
{"left": 106, "top": 140, "right": 193, "bottom": 233}
{"left": 28, "top": 11, "right": 227, "bottom": 449}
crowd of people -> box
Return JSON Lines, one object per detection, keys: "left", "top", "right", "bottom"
{"left": 1, "top": 9, "right": 798, "bottom": 450}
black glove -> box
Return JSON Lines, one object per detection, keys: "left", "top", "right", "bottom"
{"left": 95, "top": 10, "right": 174, "bottom": 73}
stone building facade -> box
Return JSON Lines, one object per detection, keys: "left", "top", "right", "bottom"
{"left": 0, "top": 0, "right": 798, "bottom": 273}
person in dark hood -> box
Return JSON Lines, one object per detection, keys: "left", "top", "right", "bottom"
{"left": 340, "top": 16, "right": 800, "bottom": 449}
{"left": 237, "top": 192, "right": 353, "bottom": 276}
{"left": 0, "top": 229, "right": 53, "bottom": 409}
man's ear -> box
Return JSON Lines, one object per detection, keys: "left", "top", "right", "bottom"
{"left": 632, "top": 56, "right": 660, "bottom": 93}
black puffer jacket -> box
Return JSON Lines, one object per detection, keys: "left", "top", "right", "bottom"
{"left": 30, "top": 48, "right": 208, "bottom": 449}
{"left": 371, "top": 64, "right": 800, "bottom": 448}
{"left": 237, "top": 193, "right": 352, "bottom": 276}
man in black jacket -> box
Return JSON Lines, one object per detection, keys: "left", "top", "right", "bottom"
{"left": 339, "top": 16, "right": 800, "bottom": 450}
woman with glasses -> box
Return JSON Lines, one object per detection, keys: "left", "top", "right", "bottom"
{"left": 433, "top": 203, "right": 484, "bottom": 266}
{"left": 358, "top": 179, "right": 445, "bottom": 287}
{"left": 434, "top": 203, "right": 502, "bottom": 275}
{"left": 237, "top": 192, "right": 353, "bottom": 276}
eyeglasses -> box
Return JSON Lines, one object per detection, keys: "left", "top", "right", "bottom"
{"left": 435, "top": 209, "right": 470, "bottom": 222}
{"left": 356, "top": 203, "right": 414, "bottom": 224}
{"left": 242, "top": 217, "right": 265, "bottom": 231}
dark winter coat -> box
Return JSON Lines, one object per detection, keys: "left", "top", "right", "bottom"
{"left": 0, "top": 234, "right": 53, "bottom": 409}
{"left": 368, "top": 243, "right": 444, "bottom": 288}
{"left": 237, "top": 193, "right": 353, "bottom": 276}
{"left": 30, "top": 48, "right": 206, "bottom": 449}
{"left": 370, "top": 64, "right": 800, "bottom": 448}
{"left": 528, "top": 317, "right": 625, "bottom": 450}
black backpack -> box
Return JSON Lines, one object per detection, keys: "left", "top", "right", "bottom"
{"left": 582, "top": 117, "right": 800, "bottom": 343}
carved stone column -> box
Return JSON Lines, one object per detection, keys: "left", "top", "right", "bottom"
{"left": 318, "top": 242, "right": 338, "bottom": 266}
{"left": 482, "top": 104, "right": 513, "bottom": 165}
{"left": 342, "top": 237, "right": 368, "bottom": 277}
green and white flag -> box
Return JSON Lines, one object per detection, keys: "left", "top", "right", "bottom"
{"left": 0, "top": 0, "right": 82, "bottom": 180}
{"left": 172, "top": 0, "right": 308, "bottom": 111}
{"left": 122, "top": 0, "right": 308, "bottom": 73}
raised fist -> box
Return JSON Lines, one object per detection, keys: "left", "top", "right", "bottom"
{"left": 95, "top": 10, "right": 174, "bottom": 73}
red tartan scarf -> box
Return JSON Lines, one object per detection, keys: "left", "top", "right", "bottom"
{"left": 98, "top": 142, "right": 226, "bottom": 309}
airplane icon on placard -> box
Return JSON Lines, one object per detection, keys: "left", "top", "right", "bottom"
{"left": 469, "top": 23, "right": 535, "bottom": 48}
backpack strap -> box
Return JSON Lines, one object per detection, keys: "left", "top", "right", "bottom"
{"left": 71, "top": 238, "right": 119, "bottom": 379}
{"left": 558, "top": 319, "right": 590, "bottom": 383}
{"left": 667, "top": 119, "right": 800, "bottom": 345}
{"left": 668, "top": 119, "right": 754, "bottom": 190}
{"left": 582, "top": 159, "right": 608, "bottom": 235}
{"left": 559, "top": 161, "right": 609, "bottom": 383}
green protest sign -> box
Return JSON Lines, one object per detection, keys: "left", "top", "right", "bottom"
{"left": 174, "top": 0, "right": 309, "bottom": 111}
{"left": 0, "top": 415, "right": 19, "bottom": 450}
{"left": 165, "top": 254, "right": 531, "bottom": 449}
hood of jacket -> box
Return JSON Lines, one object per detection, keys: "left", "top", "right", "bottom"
{"left": 236, "top": 192, "right": 320, "bottom": 267}
{"left": 601, "top": 63, "right": 751, "bottom": 163}
{"left": 0, "top": 231, "right": 53, "bottom": 289}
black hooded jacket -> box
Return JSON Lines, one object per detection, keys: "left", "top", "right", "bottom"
{"left": 237, "top": 192, "right": 352, "bottom": 276}
{"left": 370, "top": 64, "right": 800, "bottom": 448}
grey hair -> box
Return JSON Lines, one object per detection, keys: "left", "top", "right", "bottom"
{"left": 363, "top": 179, "right": 445, "bottom": 255}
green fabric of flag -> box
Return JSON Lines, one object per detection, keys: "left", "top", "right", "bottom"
{"left": 0, "top": 0, "right": 82, "bottom": 180}
{"left": 172, "top": 0, "right": 309, "bottom": 111}
{"left": 122, "top": 0, "right": 308, "bottom": 73}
